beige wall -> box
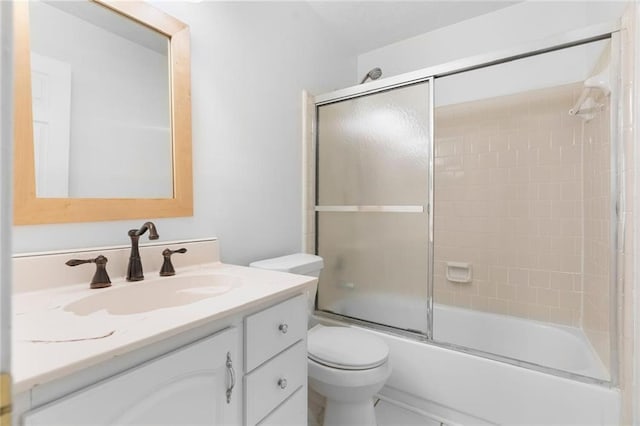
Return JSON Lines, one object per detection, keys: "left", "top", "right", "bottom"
{"left": 434, "top": 83, "right": 587, "bottom": 327}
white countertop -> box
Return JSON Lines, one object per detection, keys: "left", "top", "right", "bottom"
{"left": 12, "top": 262, "right": 316, "bottom": 394}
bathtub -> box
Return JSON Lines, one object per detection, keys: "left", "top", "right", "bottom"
{"left": 433, "top": 304, "right": 608, "bottom": 380}
{"left": 318, "top": 296, "right": 620, "bottom": 425}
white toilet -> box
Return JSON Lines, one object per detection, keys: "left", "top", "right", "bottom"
{"left": 250, "top": 254, "right": 391, "bottom": 426}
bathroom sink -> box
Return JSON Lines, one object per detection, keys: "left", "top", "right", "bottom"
{"left": 64, "top": 273, "right": 242, "bottom": 316}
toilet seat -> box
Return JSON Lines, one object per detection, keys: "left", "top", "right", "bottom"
{"left": 307, "top": 326, "right": 389, "bottom": 370}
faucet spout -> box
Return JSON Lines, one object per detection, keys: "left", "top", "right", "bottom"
{"left": 134, "top": 221, "right": 159, "bottom": 239}
{"left": 127, "top": 221, "right": 159, "bottom": 281}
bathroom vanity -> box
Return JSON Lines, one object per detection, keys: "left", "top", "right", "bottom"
{"left": 12, "top": 239, "right": 313, "bottom": 426}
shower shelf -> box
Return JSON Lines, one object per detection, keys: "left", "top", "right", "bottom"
{"left": 446, "top": 262, "right": 472, "bottom": 283}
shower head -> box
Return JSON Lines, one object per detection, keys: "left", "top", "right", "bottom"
{"left": 360, "top": 67, "right": 382, "bottom": 84}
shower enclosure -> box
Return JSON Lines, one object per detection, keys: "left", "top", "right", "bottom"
{"left": 313, "top": 26, "right": 620, "bottom": 384}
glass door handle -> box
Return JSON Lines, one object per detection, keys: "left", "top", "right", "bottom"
{"left": 315, "top": 205, "right": 424, "bottom": 213}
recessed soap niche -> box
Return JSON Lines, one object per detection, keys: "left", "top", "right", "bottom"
{"left": 445, "top": 262, "right": 472, "bottom": 284}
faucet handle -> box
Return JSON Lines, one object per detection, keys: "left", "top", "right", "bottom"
{"left": 160, "top": 248, "right": 187, "bottom": 276}
{"left": 66, "top": 255, "right": 112, "bottom": 289}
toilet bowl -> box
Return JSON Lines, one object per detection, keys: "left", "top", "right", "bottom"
{"left": 307, "top": 324, "right": 391, "bottom": 426}
{"left": 250, "top": 254, "right": 392, "bottom": 426}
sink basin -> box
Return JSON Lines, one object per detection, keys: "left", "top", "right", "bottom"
{"left": 64, "top": 273, "right": 242, "bottom": 316}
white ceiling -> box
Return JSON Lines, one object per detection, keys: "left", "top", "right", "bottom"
{"left": 306, "top": 1, "right": 520, "bottom": 54}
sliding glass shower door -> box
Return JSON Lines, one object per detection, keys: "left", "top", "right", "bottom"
{"left": 315, "top": 82, "right": 431, "bottom": 334}
{"left": 313, "top": 30, "right": 619, "bottom": 384}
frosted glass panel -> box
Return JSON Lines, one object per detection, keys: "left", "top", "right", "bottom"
{"left": 316, "top": 81, "right": 430, "bottom": 333}
{"left": 317, "top": 83, "right": 429, "bottom": 206}
{"left": 317, "top": 212, "right": 429, "bottom": 333}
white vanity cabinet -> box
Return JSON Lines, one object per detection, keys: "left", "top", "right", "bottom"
{"left": 23, "top": 327, "right": 242, "bottom": 426}
{"left": 17, "top": 293, "right": 311, "bottom": 426}
{"left": 13, "top": 239, "right": 316, "bottom": 425}
{"left": 244, "top": 294, "right": 307, "bottom": 426}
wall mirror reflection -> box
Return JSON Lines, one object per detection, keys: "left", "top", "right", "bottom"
{"left": 29, "top": 0, "right": 172, "bottom": 199}
{"left": 14, "top": 0, "right": 193, "bottom": 224}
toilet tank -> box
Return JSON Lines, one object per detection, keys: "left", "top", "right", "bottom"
{"left": 249, "top": 253, "right": 324, "bottom": 277}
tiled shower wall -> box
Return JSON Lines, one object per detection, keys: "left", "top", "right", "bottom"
{"left": 434, "top": 80, "right": 616, "bottom": 371}
{"left": 434, "top": 83, "right": 589, "bottom": 327}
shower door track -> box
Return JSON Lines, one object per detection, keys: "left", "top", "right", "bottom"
{"left": 313, "top": 19, "right": 622, "bottom": 387}
{"left": 315, "top": 21, "right": 619, "bottom": 106}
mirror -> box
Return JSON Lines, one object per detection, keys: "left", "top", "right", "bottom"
{"left": 14, "top": 0, "right": 192, "bottom": 224}
{"left": 29, "top": 1, "right": 172, "bottom": 199}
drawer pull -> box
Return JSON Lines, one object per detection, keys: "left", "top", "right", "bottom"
{"left": 277, "top": 378, "right": 288, "bottom": 389}
{"left": 226, "top": 352, "right": 236, "bottom": 404}
{"left": 278, "top": 323, "right": 289, "bottom": 334}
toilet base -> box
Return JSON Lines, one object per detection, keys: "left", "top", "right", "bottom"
{"left": 324, "top": 397, "right": 377, "bottom": 426}
{"left": 306, "top": 326, "right": 392, "bottom": 426}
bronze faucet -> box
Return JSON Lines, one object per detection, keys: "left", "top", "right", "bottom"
{"left": 126, "top": 221, "right": 159, "bottom": 281}
{"left": 160, "top": 248, "right": 187, "bottom": 276}
{"left": 66, "top": 255, "right": 112, "bottom": 289}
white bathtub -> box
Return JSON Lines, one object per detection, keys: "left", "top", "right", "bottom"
{"left": 433, "top": 304, "right": 609, "bottom": 380}
{"left": 320, "top": 295, "right": 620, "bottom": 425}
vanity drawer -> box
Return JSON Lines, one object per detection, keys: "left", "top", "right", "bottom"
{"left": 245, "top": 294, "right": 306, "bottom": 371}
{"left": 257, "top": 386, "right": 307, "bottom": 426}
{"left": 245, "top": 340, "right": 306, "bottom": 426}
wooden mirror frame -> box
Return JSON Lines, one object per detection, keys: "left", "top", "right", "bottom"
{"left": 13, "top": 1, "right": 192, "bottom": 225}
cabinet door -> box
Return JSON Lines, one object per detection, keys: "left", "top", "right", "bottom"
{"left": 23, "top": 327, "right": 241, "bottom": 426}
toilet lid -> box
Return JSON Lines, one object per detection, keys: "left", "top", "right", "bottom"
{"left": 307, "top": 326, "right": 389, "bottom": 370}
